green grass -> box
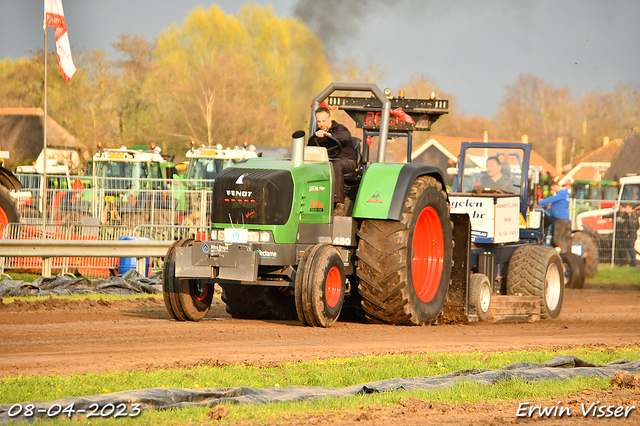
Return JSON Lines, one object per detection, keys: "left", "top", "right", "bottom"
{"left": 0, "top": 272, "right": 116, "bottom": 283}
{"left": 0, "top": 272, "right": 41, "bottom": 283}
{"left": 586, "top": 264, "right": 640, "bottom": 286}
{"left": 2, "top": 347, "right": 638, "bottom": 425}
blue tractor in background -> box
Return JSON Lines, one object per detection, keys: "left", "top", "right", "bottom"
{"left": 448, "top": 141, "right": 585, "bottom": 321}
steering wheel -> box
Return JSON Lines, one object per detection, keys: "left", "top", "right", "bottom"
{"left": 309, "top": 134, "right": 342, "bottom": 159}
{"left": 475, "top": 187, "right": 507, "bottom": 195}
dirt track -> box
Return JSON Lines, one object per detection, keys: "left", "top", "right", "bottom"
{"left": 1, "top": 287, "right": 639, "bottom": 378}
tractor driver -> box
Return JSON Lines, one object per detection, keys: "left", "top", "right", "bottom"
{"left": 476, "top": 156, "right": 516, "bottom": 193}
{"left": 308, "top": 106, "right": 357, "bottom": 216}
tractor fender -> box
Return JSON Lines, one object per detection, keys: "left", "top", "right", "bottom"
{"left": 0, "top": 166, "right": 22, "bottom": 191}
{"left": 353, "top": 162, "right": 446, "bottom": 220}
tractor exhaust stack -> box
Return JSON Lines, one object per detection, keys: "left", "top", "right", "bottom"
{"left": 291, "top": 130, "right": 306, "bottom": 167}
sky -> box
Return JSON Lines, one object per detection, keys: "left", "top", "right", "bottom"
{"left": 1, "top": 0, "right": 639, "bottom": 118}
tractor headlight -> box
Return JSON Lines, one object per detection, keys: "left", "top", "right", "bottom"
{"left": 214, "top": 230, "right": 269, "bottom": 243}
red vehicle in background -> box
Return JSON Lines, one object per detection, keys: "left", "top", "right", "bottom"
{"left": 575, "top": 175, "right": 640, "bottom": 263}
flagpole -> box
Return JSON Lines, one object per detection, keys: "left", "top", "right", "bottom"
{"left": 43, "top": 12, "right": 48, "bottom": 239}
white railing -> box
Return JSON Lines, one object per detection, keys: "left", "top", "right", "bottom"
{"left": 0, "top": 237, "right": 172, "bottom": 277}
{"left": 11, "top": 176, "right": 215, "bottom": 233}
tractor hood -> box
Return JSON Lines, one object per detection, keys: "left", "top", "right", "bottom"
{"left": 212, "top": 167, "right": 294, "bottom": 226}
{"left": 210, "top": 159, "right": 332, "bottom": 232}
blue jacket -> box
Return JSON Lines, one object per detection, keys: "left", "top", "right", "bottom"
{"left": 538, "top": 188, "right": 570, "bottom": 220}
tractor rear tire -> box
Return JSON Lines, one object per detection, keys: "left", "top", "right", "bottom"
{"left": 561, "top": 252, "right": 585, "bottom": 289}
{"left": 572, "top": 231, "right": 598, "bottom": 279}
{"left": 295, "top": 244, "right": 346, "bottom": 328}
{"left": 220, "top": 284, "right": 297, "bottom": 320}
{"left": 469, "top": 273, "right": 491, "bottom": 321}
{"left": 356, "top": 175, "right": 452, "bottom": 325}
{"left": 507, "top": 245, "right": 564, "bottom": 319}
{"left": 0, "top": 186, "right": 20, "bottom": 237}
{"left": 163, "top": 238, "right": 213, "bottom": 321}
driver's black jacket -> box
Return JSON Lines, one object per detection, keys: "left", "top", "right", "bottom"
{"left": 308, "top": 120, "right": 356, "bottom": 161}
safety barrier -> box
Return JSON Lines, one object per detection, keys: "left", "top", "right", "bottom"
{"left": 0, "top": 238, "right": 172, "bottom": 277}
{"left": 0, "top": 222, "right": 209, "bottom": 278}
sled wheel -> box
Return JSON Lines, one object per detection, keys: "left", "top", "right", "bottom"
{"left": 163, "top": 238, "right": 213, "bottom": 321}
{"left": 507, "top": 245, "right": 564, "bottom": 319}
{"left": 469, "top": 273, "right": 492, "bottom": 321}
{"left": 572, "top": 231, "right": 598, "bottom": 279}
{"left": 356, "top": 175, "right": 452, "bottom": 325}
{"left": 561, "top": 252, "right": 585, "bottom": 289}
{"left": 295, "top": 244, "right": 345, "bottom": 328}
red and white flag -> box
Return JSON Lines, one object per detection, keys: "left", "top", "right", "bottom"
{"left": 44, "top": 0, "right": 76, "bottom": 83}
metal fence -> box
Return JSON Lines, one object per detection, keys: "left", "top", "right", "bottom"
{"left": 571, "top": 199, "right": 640, "bottom": 266}
{"left": 12, "top": 175, "right": 215, "bottom": 229}
{"left": 5, "top": 176, "right": 215, "bottom": 278}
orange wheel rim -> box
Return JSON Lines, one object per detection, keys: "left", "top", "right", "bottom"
{"left": 325, "top": 266, "right": 342, "bottom": 308}
{"left": 194, "top": 282, "right": 209, "bottom": 301}
{"left": 411, "top": 206, "right": 444, "bottom": 303}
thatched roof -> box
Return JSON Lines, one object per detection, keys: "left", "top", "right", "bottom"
{"left": 0, "top": 108, "right": 88, "bottom": 168}
{"left": 603, "top": 128, "right": 640, "bottom": 181}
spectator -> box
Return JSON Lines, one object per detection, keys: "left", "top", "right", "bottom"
{"left": 610, "top": 203, "right": 639, "bottom": 267}
{"left": 538, "top": 180, "right": 571, "bottom": 253}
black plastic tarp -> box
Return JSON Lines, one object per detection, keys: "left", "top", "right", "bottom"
{"left": 0, "top": 270, "right": 161, "bottom": 298}
{"left": 1, "top": 356, "right": 638, "bottom": 423}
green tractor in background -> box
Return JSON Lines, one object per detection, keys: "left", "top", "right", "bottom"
{"left": 163, "top": 82, "right": 454, "bottom": 326}
{"left": 91, "top": 143, "right": 177, "bottom": 227}
{"left": 177, "top": 139, "right": 261, "bottom": 231}
{"left": 570, "top": 179, "right": 619, "bottom": 217}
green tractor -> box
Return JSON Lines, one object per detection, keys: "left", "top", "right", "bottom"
{"left": 162, "top": 82, "right": 455, "bottom": 326}
{"left": 91, "top": 143, "right": 176, "bottom": 226}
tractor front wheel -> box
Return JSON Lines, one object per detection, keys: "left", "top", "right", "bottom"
{"left": 163, "top": 238, "right": 213, "bottom": 321}
{"left": 295, "top": 244, "right": 346, "bottom": 327}
{"left": 356, "top": 176, "right": 452, "bottom": 325}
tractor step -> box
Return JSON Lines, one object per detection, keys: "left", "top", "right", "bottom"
{"left": 488, "top": 295, "right": 540, "bottom": 323}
